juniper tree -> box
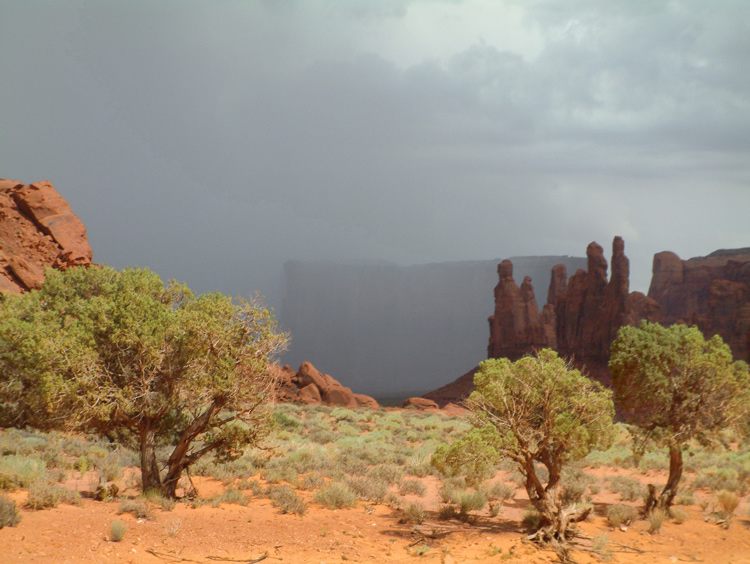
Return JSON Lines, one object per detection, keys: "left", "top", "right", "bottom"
{"left": 0, "top": 266, "right": 287, "bottom": 497}
{"left": 610, "top": 321, "right": 750, "bottom": 511}
{"left": 433, "top": 349, "right": 615, "bottom": 544}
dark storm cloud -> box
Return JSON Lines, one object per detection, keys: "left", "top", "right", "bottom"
{"left": 1, "top": 0, "right": 748, "bottom": 304}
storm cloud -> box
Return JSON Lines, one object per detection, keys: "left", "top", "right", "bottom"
{"left": 1, "top": 0, "right": 749, "bottom": 305}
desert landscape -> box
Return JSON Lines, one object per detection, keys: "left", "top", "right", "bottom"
{"left": 3, "top": 2, "right": 750, "bottom": 563}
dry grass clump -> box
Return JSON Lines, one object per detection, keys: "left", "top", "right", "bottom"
{"left": 606, "top": 504, "right": 638, "bottom": 528}
{"left": 314, "top": 481, "right": 357, "bottom": 509}
{"left": 210, "top": 488, "right": 249, "bottom": 507}
{"left": 346, "top": 476, "right": 388, "bottom": 502}
{"left": 118, "top": 498, "right": 153, "bottom": 519}
{"left": 402, "top": 502, "right": 426, "bottom": 524}
{"left": 647, "top": 508, "right": 666, "bottom": 534}
{"left": 0, "top": 494, "right": 21, "bottom": 528}
{"left": 399, "top": 478, "right": 426, "bottom": 497}
{"left": 607, "top": 476, "right": 645, "bottom": 502}
{"left": 268, "top": 485, "right": 307, "bottom": 515}
{"left": 110, "top": 520, "right": 127, "bottom": 542}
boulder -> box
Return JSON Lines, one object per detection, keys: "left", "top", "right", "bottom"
{"left": 274, "top": 361, "right": 379, "bottom": 409}
{"left": 402, "top": 397, "right": 439, "bottom": 410}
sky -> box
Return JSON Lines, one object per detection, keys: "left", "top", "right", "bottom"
{"left": 1, "top": 0, "right": 749, "bottom": 309}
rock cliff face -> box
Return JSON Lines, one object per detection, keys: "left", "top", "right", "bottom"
{"left": 274, "top": 361, "right": 379, "bottom": 409}
{"left": 648, "top": 248, "right": 750, "bottom": 360}
{"left": 426, "top": 238, "right": 750, "bottom": 405}
{"left": 0, "top": 179, "right": 92, "bottom": 293}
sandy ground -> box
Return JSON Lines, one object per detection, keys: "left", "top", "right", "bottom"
{"left": 3, "top": 471, "right": 750, "bottom": 564}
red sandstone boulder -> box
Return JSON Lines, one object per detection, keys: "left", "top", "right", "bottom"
{"left": 274, "top": 361, "right": 379, "bottom": 409}
{"left": 0, "top": 179, "right": 93, "bottom": 292}
{"left": 402, "top": 397, "right": 439, "bottom": 410}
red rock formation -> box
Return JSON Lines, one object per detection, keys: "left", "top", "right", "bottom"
{"left": 402, "top": 397, "right": 439, "bottom": 410}
{"left": 487, "top": 260, "right": 549, "bottom": 360}
{"left": 274, "top": 361, "right": 379, "bottom": 409}
{"left": 648, "top": 248, "right": 750, "bottom": 360}
{"left": 0, "top": 179, "right": 92, "bottom": 292}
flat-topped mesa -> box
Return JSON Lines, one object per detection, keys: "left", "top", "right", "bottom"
{"left": 487, "top": 260, "right": 549, "bottom": 360}
{"left": 0, "top": 179, "right": 93, "bottom": 293}
{"left": 648, "top": 247, "right": 750, "bottom": 360}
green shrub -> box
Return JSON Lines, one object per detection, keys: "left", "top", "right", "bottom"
{"left": 440, "top": 486, "right": 486, "bottom": 516}
{"left": 399, "top": 479, "right": 426, "bottom": 497}
{"left": 110, "top": 520, "right": 127, "bottom": 542}
{"left": 606, "top": 504, "right": 637, "bottom": 528}
{"left": 0, "top": 455, "right": 47, "bottom": 490}
{"left": 26, "top": 481, "right": 80, "bottom": 510}
{"left": 0, "top": 494, "right": 21, "bottom": 528}
{"left": 607, "top": 476, "right": 645, "bottom": 502}
{"left": 118, "top": 498, "right": 152, "bottom": 519}
{"left": 591, "top": 534, "right": 611, "bottom": 561}
{"left": 268, "top": 485, "right": 306, "bottom": 515}
{"left": 402, "top": 502, "right": 426, "bottom": 524}
{"left": 315, "top": 481, "right": 357, "bottom": 509}
{"left": 367, "top": 464, "right": 404, "bottom": 485}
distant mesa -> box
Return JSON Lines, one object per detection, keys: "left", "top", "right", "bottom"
{"left": 425, "top": 237, "right": 750, "bottom": 405}
{"left": 274, "top": 360, "right": 379, "bottom": 409}
{"left": 0, "top": 178, "right": 92, "bottom": 293}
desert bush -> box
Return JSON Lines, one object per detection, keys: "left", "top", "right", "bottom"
{"left": 675, "top": 491, "right": 695, "bottom": 506}
{"left": 26, "top": 480, "right": 80, "bottom": 509}
{"left": 211, "top": 488, "right": 248, "bottom": 507}
{"left": 402, "top": 502, "right": 426, "bottom": 524}
{"left": 118, "top": 498, "right": 152, "bottom": 519}
{"left": 693, "top": 467, "right": 745, "bottom": 494}
{"left": 0, "top": 455, "right": 47, "bottom": 490}
{"left": 484, "top": 482, "right": 514, "bottom": 503}
{"left": 607, "top": 476, "right": 645, "bottom": 502}
{"left": 267, "top": 485, "right": 306, "bottom": 515}
{"left": 0, "top": 494, "right": 21, "bottom": 528}
{"left": 591, "top": 534, "right": 612, "bottom": 561}
{"left": 440, "top": 486, "right": 486, "bottom": 517}
{"left": 110, "top": 520, "right": 127, "bottom": 542}
{"left": 399, "top": 479, "right": 426, "bottom": 497}
{"left": 367, "top": 464, "right": 403, "bottom": 485}
{"left": 647, "top": 508, "right": 666, "bottom": 534}
{"left": 143, "top": 489, "right": 176, "bottom": 511}
{"left": 273, "top": 411, "right": 302, "bottom": 430}
{"left": 346, "top": 476, "right": 388, "bottom": 502}
{"left": 717, "top": 490, "right": 740, "bottom": 528}
{"left": 315, "top": 481, "right": 357, "bottom": 509}
{"left": 606, "top": 504, "right": 637, "bottom": 528}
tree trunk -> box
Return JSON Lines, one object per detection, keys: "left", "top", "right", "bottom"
{"left": 139, "top": 426, "right": 162, "bottom": 493}
{"left": 645, "top": 443, "right": 683, "bottom": 513}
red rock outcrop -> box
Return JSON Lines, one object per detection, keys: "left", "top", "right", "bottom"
{"left": 426, "top": 238, "right": 750, "bottom": 406}
{"left": 648, "top": 248, "right": 750, "bottom": 360}
{"left": 274, "top": 361, "right": 380, "bottom": 409}
{"left": 402, "top": 397, "right": 439, "bottom": 410}
{"left": 0, "top": 179, "right": 92, "bottom": 292}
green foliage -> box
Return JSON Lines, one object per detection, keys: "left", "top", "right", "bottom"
{"left": 346, "top": 476, "right": 388, "bottom": 502}
{"left": 0, "top": 266, "right": 287, "bottom": 496}
{"left": 110, "top": 520, "right": 127, "bottom": 542}
{"left": 607, "top": 476, "right": 645, "bottom": 502}
{"left": 611, "top": 322, "right": 750, "bottom": 446}
{"left": 267, "top": 485, "right": 306, "bottom": 515}
{"left": 0, "top": 494, "right": 20, "bottom": 528}
{"left": 210, "top": 488, "right": 248, "bottom": 507}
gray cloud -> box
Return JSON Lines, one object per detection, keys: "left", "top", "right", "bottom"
{"left": 1, "top": 0, "right": 748, "bottom": 306}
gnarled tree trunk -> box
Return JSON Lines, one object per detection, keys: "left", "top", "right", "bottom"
{"left": 139, "top": 426, "right": 162, "bottom": 493}
{"left": 645, "top": 443, "right": 683, "bottom": 513}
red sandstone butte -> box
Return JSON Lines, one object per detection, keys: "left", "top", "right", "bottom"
{"left": 0, "top": 179, "right": 92, "bottom": 293}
